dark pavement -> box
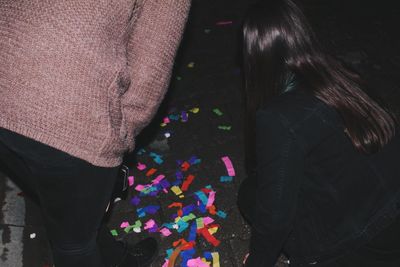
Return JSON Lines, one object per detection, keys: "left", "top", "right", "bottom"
{"left": 1, "top": 0, "right": 400, "bottom": 266}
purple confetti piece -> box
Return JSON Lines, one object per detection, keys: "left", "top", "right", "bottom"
{"left": 145, "top": 205, "right": 160, "bottom": 214}
{"left": 182, "top": 204, "right": 196, "bottom": 216}
{"left": 176, "top": 171, "right": 184, "bottom": 180}
{"left": 130, "top": 196, "right": 141, "bottom": 206}
{"left": 181, "top": 111, "right": 189, "bottom": 122}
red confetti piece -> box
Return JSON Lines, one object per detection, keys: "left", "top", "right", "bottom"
{"left": 181, "top": 161, "right": 190, "bottom": 171}
{"left": 168, "top": 202, "right": 183, "bottom": 217}
{"left": 173, "top": 238, "right": 188, "bottom": 247}
{"left": 181, "top": 174, "right": 195, "bottom": 191}
{"left": 198, "top": 228, "right": 220, "bottom": 247}
{"left": 181, "top": 241, "right": 196, "bottom": 250}
{"left": 201, "top": 188, "right": 213, "bottom": 194}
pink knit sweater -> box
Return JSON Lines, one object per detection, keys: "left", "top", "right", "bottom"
{"left": 0, "top": 0, "right": 191, "bottom": 167}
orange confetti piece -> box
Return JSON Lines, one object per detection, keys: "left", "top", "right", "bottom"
{"left": 146, "top": 168, "right": 157, "bottom": 177}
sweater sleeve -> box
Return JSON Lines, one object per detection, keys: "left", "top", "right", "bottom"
{"left": 122, "top": 0, "right": 191, "bottom": 149}
{"left": 245, "top": 110, "right": 305, "bottom": 267}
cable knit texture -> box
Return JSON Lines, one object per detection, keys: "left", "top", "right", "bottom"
{"left": 0, "top": 0, "right": 191, "bottom": 167}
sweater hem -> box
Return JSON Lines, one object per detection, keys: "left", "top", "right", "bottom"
{"left": 0, "top": 120, "right": 123, "bottom": 168}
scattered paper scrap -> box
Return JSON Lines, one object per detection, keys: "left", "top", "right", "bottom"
{"left": 213, "top": 108, "right": 224, "bottom": 116}
{"left": 218, "top": 125, "right": 232, "bottom": 131}
{"left": 216, "top": 20, "right": 233, "bottom": 26}
{"left": 221, "top": 156, "right": 236, "bottom": 176}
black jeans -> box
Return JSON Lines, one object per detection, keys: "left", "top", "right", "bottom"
{"left": 238, "top": 178, "right": 400, "bottom": 267}
{"left": 0, "top": 128, "right": 122, "bottom": 267}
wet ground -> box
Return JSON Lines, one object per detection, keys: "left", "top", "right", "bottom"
{"left": 1, "top": 0, "right": 399, "bottom": 266}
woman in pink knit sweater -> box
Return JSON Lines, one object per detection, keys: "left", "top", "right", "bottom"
{"left": 0, "top": 0, "right": 191, "bottom": 266}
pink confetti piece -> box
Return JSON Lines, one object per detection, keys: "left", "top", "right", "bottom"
{"left": 135, "top": 184, "right": 149, "bottom": 192}
{"left": 187, "top": 257, "right": 210, "bottom": 267}
{"left": 137, "top": 163, "right": 147, "bottom": 171}
{"left": 144, "top": 219, "right": 156, "bottom": 230}
{"left": 162, "top": 259, "right": 169, "bottom": 267}
{"left": 203, "top": 217, "right": 214, "bottom": 226}
{"left": 163, "top": 117, "right": 171, "bottom": 124}
{"left": 221, "top": 156, "right": 235, "bottom": 176}
{"left": 152, "top": 174, "right": 166, "bottom": 185}
{"left": 120, "top": 222, "right": 130, "bottom": 228}
{"left": 160, "top": 228, "right": 172, "bottom": 237}
{"left": 206, "top": 191, "right": 216, "bottom": 208}
{"left": 128, "top": 176, "right": 134, "bottom": 187}
{"left": 216, "top": 20, "right": 233, "bottom": 26}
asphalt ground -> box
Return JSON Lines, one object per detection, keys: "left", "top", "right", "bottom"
{"left": 1, "top": 0, "right": 399, "bottom": 266}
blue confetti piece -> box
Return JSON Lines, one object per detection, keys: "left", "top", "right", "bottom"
{"left": 166, "top": 248, "right": 174, "bottom": 258}
{"left": 188, "top": 222, "right": 197, "bottom": 242}
{"left": 220, "top": 176, "right": 233, "bottom": 182}
{"left": 188, "top": 156, "right": 199, "bottom": 164}
{"left": 198, "top": 204, "right": 207, "bottom": 214}
{"left": 136, "top": 148, "right": 146, "bottom": 155}
{"left": 181, "top": 249, "right": 196, "bottom": 267}
{"left": 204, "top": 251, "right": 213, "bottom": 260}
{"left": 171, "top": 180, "right": 182, "bottom": 186}
{"left": 162, "top": 223, "right": 175, "bottom": 229}
{"left": 169, "top": 114, "right": 180, "bottom": 121}
{"left": 195, "top": 191, "right": 209, "bottom": 206}
{"left": 177, "top": 220, "right": 189, "bottom": 233}
{"left": 193, "top": 159, "right": 202, "bottom": 165}
{"left": 216, "top": 210, "right": 227, "bottom": 219}
{"left": 149, "top": 152, "right": 164, "bottom": 165}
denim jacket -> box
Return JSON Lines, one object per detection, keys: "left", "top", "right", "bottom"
{"left": 245, "top": 89, "right": 400, "bottom": 266}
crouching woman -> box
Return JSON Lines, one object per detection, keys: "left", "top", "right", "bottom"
{"left": 238, "top": 0, "right": 400, "bottom": 266}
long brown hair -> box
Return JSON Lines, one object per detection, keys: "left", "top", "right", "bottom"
{"left": 243, "top": 0, "right": 397, "bottom": 166}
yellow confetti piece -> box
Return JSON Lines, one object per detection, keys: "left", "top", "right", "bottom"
{"left": 212, "top": 252, "right": 220, "bottom": 267}
{"left": 171, "top": 186, "right": 184, "bottom": 197}
{"left": 208, "top": 226, "right": 219, "bottom": 235}
{"left": 188, "top": 62, "right": 195, "bottom": 68}
{"left": 190, "top": 107, "right": 200, "bottom": 114}
{"left": 202, "top": 258, "right": 211, "bottom": 265}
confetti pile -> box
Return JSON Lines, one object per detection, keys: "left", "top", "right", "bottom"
{"left": 110, "top": 123, "right": 237, "bottom": 266}
{"left": 113, "top": 150, "right": 235, "bottom": 267}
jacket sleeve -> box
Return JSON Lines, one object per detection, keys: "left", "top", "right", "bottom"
{"left": 122, "top": 0, "right": 191, "bottom": 149}
{"left": 245, "top": 110, "right": 305, "bottom": 267}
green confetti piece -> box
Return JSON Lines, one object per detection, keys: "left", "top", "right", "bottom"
{"left": 218, "top": 125, "right": 232, "bottom": 131}
{"left": 204, "top": 29, "right": 211, "bottom": 34}
{"left": 213, "top": 108, "right": 224, "bottom": 116}
{"left": 124, "top": 226, "right": 134, "bottom": 233}
{"left": 196, "top": 218, "right": 204, "bottom": 229}
{"left": 132, "top": 220, "right": 142, "bottom": 228}
{"left": 182, "top": 213, "right": 196, "bottom": 222}
{"left": 110, "top": 230, "right": 118, "bottom": 236}
{"left": 177, "top": 76, "right": 182, "bottom": 81}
